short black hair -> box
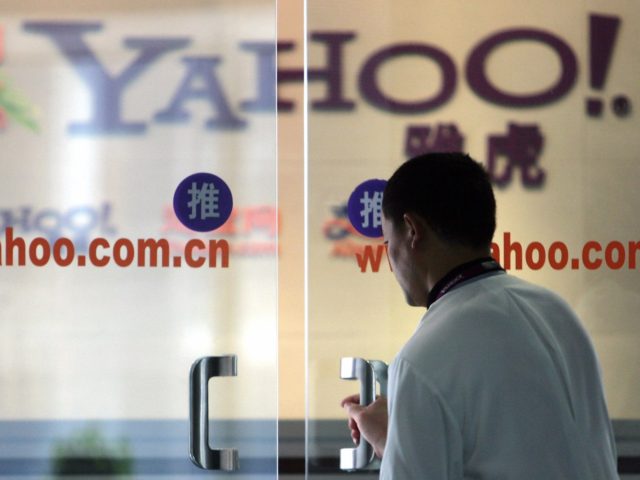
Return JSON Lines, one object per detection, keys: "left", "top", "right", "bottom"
{"left": 382, "top": 152, "right": 496, "bottom": 248}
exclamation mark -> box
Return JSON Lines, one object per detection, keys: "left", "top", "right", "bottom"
{"left": 586, "top": 14, "right": 630, "bottom": 118}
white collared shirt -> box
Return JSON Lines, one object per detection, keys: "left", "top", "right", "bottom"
{"left": 381, "top": 272, "right": 618, "bottom": 479}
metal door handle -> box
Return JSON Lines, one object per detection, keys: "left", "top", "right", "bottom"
{"left": 339, "top": 357, "right": 388, "bottom": 471}
{"left": 189, "top": 355, "right": 239, "bottom": 471}
{"left": 369, "top": 360, "right": 388, "bottom": 397}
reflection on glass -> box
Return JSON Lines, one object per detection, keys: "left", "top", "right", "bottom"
{"left": 0, "top": 1, "right": 277, "bottom": 478}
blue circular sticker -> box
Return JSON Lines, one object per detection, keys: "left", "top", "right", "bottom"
{"left": 173, "top": 173, "right": 233, "bottom": 232}
{"left": 347, "top": 179, "right": 387, "bottom": 238}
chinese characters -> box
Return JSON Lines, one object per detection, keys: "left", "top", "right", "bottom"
{"left": 187, "top": 182, "right": 220, "bottom": 220}
{"left": 405, "top": 122, "right": 546, "bottom": 188}
{"left": 360, "top": 191, "right": 383, "bottom": 229}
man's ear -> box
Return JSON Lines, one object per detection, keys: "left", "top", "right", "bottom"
{"left": 402, "top": 213, "right": 427, "bottom": 249}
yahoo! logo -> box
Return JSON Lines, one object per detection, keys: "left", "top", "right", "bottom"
{"left": 21, "top": 13, "right": 628, "bottom": 136}
{"left": 285, "top": 14, "right": 628, "bottom": 117}
{"left": 0, "top": 203, "right": 117, "bottom": 252}
{"left": 23, "top": 21, "right": 275, "bottom": 135}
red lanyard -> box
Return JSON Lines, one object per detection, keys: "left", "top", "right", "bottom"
{"left": 426, "top": 257, "right": 504, "bottom": 308}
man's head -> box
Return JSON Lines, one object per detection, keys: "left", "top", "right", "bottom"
{"left": 381, "top": 152, "right": 496, "bottom": 306}
{"left": 383, "top": 152, "right": 496, "bottom": 249}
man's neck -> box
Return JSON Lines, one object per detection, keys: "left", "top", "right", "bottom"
{"left": 425, "top": 248, "right": 492, "bottom": 295}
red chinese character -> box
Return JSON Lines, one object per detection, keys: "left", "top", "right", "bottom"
{"left": 215, "top": 208, "right": 238, "bottom": 235}
{"left": 243, "top": 206, "right": 278, "bottom": 237}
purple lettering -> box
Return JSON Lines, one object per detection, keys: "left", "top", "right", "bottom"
{"left": 360, "top": 43, "right": 456, "bottom": 113}
{"left": 487, "top": 123, "right": 545, "bottom": 188}
{"left": 466, "top": 28, "right": 577, "bottom": 107}
{"left": 154, "top": 57, "right": 246, "bottom": 129}
{"left": 24, "top": 21, "right": 189, "bottom": 134}
{"left": 405, "top": 123, "right": 464, "bottom": 157}
{"left": 240, "top": 42, "right": 276, "bottom": 112}
{"left": 278, "top": 32, "right": 357, "bottom": 111}
{"left": 0, "top": 207, "right": 31, "bottom": 232}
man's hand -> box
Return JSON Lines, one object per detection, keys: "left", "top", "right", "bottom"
{"left": 341, "top": 394, "right": 388, "bottom": 458}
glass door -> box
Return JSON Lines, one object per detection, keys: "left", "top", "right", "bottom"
{"left": 0, "top": 1, "right": 278, "bottom": 478}
{"left": 305, "top": 1, "right": 417, "bottom": 475}
{"left": 305, "top": 0, "right": 640, "bottom": 477}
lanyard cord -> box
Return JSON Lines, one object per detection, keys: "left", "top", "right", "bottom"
{"left": 426, "top": 257, "right": 505, "bottom": 308}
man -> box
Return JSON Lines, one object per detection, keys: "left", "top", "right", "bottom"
{"left": 342, "top": 153, "right": 618, "bottom": 479}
